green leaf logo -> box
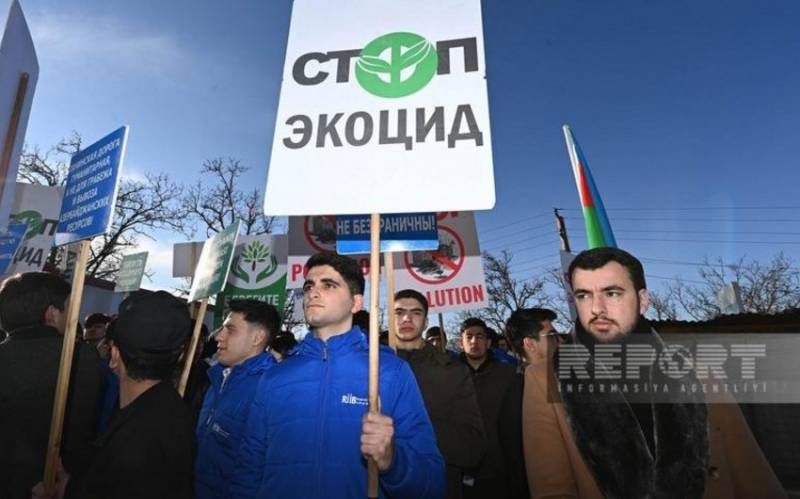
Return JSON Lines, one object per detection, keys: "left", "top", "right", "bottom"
{"left": 356, "top": 32, "right": 438, "bottom": 98}
{"left": 242, "top": 240, "right": 271, "bottom": 271}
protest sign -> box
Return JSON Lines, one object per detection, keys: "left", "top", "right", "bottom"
{"left": 215, "top": 234, "right": 288, "bottom": 326}
{"left": 263, "top": 0, "right": 494, "bottom": 216}
{"left": 115, "top": 252, "right": 148, "bottom": 293}
{"left": 0, "top": 222, "right": 26, "bottom": 273}
{"left": 336, "top": 212, "right": 438, "bottom": 255}
{"left": 392, "top": 211, "right": 487, "bottom": 313}
{"left": 55, "top": 126, "right": 129, "bottom": 245}
{"left": 6, "top": 183, "right": 62, "bottom": 273}
{"left": 172, "top": 241, "right": 204, "bottom": 278}
{"left": 287, "top": 215, "right": 372, "bottom": 288}
{"left": 188, "top": 221, "right": 241, "bottom": 302}
{"left": 0, "top": 0, "right": 38, "bottom": 228}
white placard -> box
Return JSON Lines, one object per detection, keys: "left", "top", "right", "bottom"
{"left": 264, "top": 0, "right": 494, "bottom": 216}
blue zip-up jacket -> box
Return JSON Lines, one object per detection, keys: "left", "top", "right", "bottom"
{"left": 195, "top": 352, "right": 276, "bottom": 499}
{"left": 231, "top": 327, "right": 445, "bottom": 499}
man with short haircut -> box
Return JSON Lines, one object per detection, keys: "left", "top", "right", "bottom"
{"left": 233, "top": 253, "right": 444, "bottom": 499}
{"left": 393, "top": 289, "right": 486, "bottom": 499}
{"left": 504, "top": 308, "right": 564, "bottom": 367}
{"left": 34, "top": 290, "right": 196, "bottom": 499}
{"left": 195, "top": 299, "right": 279, "bottom": 499}
{"left": 83, "top": 313, "right": 111, "bottom": 345}
{"left": 524, "top": 247, "right": 784, "bottom": 499}
{"left": 0, "top": 272, "right": 101, "bottom": 499}
{"left": 459, "top": 318, "right": 526, "bottom": 498}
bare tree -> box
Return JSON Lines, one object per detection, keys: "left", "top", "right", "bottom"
{"left": 182, "top": 158, "right": 276, "bottom": 237}
{"left": 87, "top": 174, "right": 187, "bottom": 278}
{"left": 453, "top": 250, "right": 555, "bottom": 333}
{"left": 18, "top": 133, "right": 188, "bottom": 279}
{"left": 657, "top": 253, "right": 800, "bottom": 320}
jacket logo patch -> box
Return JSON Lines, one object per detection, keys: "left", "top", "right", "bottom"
{"left": 341, "top": 393, "right": 369, "bottom": 406}
{"left": 212, "top": 423, "right": 230, "bottom": 438}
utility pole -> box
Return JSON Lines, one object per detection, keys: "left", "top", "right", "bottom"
{"left": 554, "top": 208, "right": 571, "bottom": 252}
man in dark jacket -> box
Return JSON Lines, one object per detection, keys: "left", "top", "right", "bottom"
{"left": 195, "top": 299, "right": 278, "bottom": 499}
{"left": 393, "top": 289, "right": 486, "bottom": 499}
{"left": 232, "top": 253, "right": 445, "bottom": 499}
{"left": 33, "top": 290, "right": 196, "bottom": 499}
{"left": 0, "top": 272, "right": 101, "bottom": 499}
{"left": 459, "top": 317, "right": 527, "bottom": 499}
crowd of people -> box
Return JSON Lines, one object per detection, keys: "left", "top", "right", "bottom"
{"left": 0, "top": 247, "right": 788, "bottom": 498}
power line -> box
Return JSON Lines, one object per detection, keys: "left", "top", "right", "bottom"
{"left": 482, "top": 231, "right": 557, "bottom": 250}
{"left": 568, "top": 232, "right": 800, "bottom": 245}
{"left": 646, "top": 274, "right": 706, "bottom": 285}
{"left": 565, "top": 216, "right": 800, "bottom": 223}
{"left": 478, "top": 212, "right": 551, "bottom": 234}
{"left": 557, "top": 206, "right": 800, "bottom": 212}
{"left": 614, "top": 229, "right": 800, "bottom": 236}
{"left": 480, "top": 225, "right": 554, "bottom": 245}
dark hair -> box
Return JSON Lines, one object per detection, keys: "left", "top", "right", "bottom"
{"left": 394, "top": 289, "right": 428, "bottom": 315}
{"left": 505, "top": 308, "right": 557, "bottom": 356}
{"left": 0, "top": 272, "right": 70, "bottom": 332}
{"left": 85, "top": 313, "right": 112, "bottom": 328}
{"left": 306, "top": 253, "right": 365, "bottom": 296}
{"left": 460, "top": 317, "right": 487, "bottom": 335}
{"left": 271, "top": 333, "right": 298, "bottom": 358}
{"left": 118, "top": 347, "right": 184, "bottom": 382}
{"left": 227, "top": 299, "right": 281, "bottom": 343}
{"left": 568, "top": 247, "right": 647, "bottom": 291}
{"left": 353, "top": 310, "right": 370, "bottom": 333}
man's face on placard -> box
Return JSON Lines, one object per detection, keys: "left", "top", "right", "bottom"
{"left": 571, "top": 261, "right": 649, "bottom": 343}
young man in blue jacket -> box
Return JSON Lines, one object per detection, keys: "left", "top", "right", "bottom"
{"left": 195, "top": 299, "right": 280, "bottom": 499}
{"left": 232, "top": 253, "right": 445, "bottom": 499}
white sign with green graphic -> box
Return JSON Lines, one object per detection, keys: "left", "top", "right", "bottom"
{"left": 7, "top": 183, "right": 63, "bottom": 274}
{"left": 215, "top": 234, "right": 288, "bottom": 326}
{"left": 263, "top": 0, "right": 495, "bottom": 216}
{"left": 115, "top": 252, "right": 148, "bottom": 293}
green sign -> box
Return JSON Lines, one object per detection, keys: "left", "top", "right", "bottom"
{"left": 188, "top": 221, "right": 241, "bottom": 302}
{"left": 214, "top": 235, "right": 288, "bottom": 327}
{"left": 355, "top": 32, "right": 438, "bottom": 98}
{"left": 115, "top": 252, "right": 148, "bottom": 293}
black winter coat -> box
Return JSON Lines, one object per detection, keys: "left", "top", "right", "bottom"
{"left": 69, "top": 380, "right": 195, "bottom": 499}
{"left": 461, "top": 352, "right": 528, "bottom": 499}
{"left": 398, "top": 343, "right": 487, "bottom": 499}
{"left": 0, "top": 325, "right": 102, "bottom": 499}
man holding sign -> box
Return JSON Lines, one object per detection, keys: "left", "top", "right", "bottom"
{"left": 232, "top": 253, "right": 444, "bottom": 499}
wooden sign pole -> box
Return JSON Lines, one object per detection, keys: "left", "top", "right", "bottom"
{"left": 385, "top": 252, "right": 397, "bottom": 351}
{"left": 178, "top": 298, "right": 208, "bottom": 397}
{"left": 43, "top": 239, "right": 91, "bottom": 490}
{"left": 0, "top": 73, "right": 29, "bottom": 187}
{"left": 367, "top": 213, "right": 381, "bottom": 498}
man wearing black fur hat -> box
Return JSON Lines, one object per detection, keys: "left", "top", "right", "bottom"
{"left": 523, "top": 247, "right": 785, "bottom": 499}
{"left": 33, "top": 290, "right": 195, "bottom": 499}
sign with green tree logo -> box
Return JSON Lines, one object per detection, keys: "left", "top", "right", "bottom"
{"left": 214, "top": 234, "right": 288, "bottom": 326}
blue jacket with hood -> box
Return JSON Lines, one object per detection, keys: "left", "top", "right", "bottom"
{"left": 195, "top": 352, "right": 276, "bottom": 499}
{"left": 231, "top": 327, "right": 445, "bottom": 499}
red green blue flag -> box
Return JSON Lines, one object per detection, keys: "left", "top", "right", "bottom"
{"left": 562, "top": 125, "right": 617, "bottom": 249}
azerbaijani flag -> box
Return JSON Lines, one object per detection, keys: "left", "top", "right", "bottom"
{"left": 562, "top": 125, "right": 617, "bottom": 249}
